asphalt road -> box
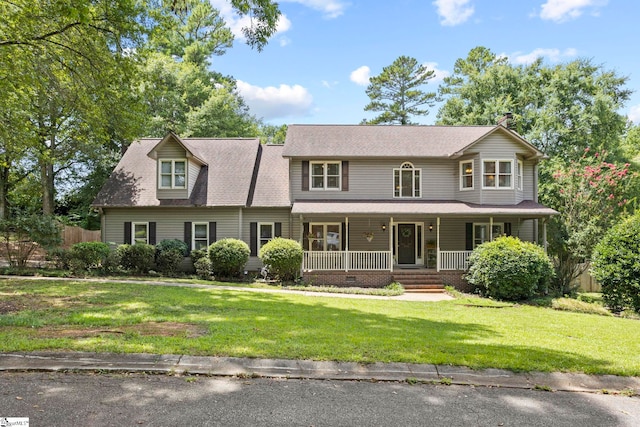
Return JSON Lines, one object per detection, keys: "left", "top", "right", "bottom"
{"left": 1, "top": 372, "right": 638, "bottom": 426}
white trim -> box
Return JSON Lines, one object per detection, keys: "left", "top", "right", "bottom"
{"left": 192, "top": 222, "right": 209, "bottom": 251}
{"left": 393, "top": 162, "right": 422, "bottom": 198}
{"left": 459, "top": 160, "right": 474, "bottom": 191}
{"left": 258, "top": 222, "right": 275, "bottom": 253}
{"left": 517, "top": 159, "right": 524, "bottom": 191}
{"left": 158, "top": 159, "right": 187, "bottom": 189}
{"left": 482, "top": 159, "right": 514, "bottom": 190}
{"left": 310, "top": 161, "right": 341, "bottom": 191}
{"left": 132, "top": 222, "right": 149, "bottom": 245}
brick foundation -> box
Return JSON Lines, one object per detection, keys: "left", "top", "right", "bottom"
{"left": 303, "top": 269, "right": 473, "bottom": 292}
{"left": 303, "top": 271, "right": 393, "bottom": 288}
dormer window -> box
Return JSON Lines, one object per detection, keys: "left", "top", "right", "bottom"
{"left": 159, "top": 159, "right": 186, "bottom": 189}
{"left": 394, "top": 162, "right": 421, "bottom": 198}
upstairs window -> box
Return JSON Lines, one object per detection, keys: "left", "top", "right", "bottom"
{"left": 483, "top": 160, "right": 512, "bottom": 189}
{"left": 517, "top": 160, "right": 524, "bottom": 191}
{"left": 310, "top": 161, "right": 341, "bottom": 190}
{"left": 394, "top": 162, "right": 421, "bottom": 198}
{"left": 460, "top": 160, "right": 474, "bottom": 190}
{"left": 159, "top": 159, "right": 186, "bottom": 189}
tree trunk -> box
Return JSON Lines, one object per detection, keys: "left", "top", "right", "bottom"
{"left": 0, "top": 164, "right": 9, "bottom": 220}
{"left": 41, "top": 161, "right": 55, "bottom": 215}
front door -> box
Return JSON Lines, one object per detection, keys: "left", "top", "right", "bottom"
{"left": 397, "top": 224, "right": 416, "bottom": 264}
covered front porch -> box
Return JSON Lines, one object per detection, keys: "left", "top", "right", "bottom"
{"left": 293, "top": 200, "right": 556, "bottom": 274}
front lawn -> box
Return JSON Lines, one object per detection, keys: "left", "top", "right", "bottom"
{"left": 1, "top": 278, "right": 639, "bottom": 376}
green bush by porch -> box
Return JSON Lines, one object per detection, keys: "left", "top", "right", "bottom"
{"left": 258, "top": 237, "right": 303, "bottom": 281}
{"left": 465, "top": 236, "right": 554, "bottom": 301}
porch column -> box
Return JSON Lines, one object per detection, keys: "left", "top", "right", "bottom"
{"left": 542, "top": 218, "right": 548, "bottom": 253}
{"left": 299, "top": 215, "right": 304, "bottom": 275}
{"left": 389, "top": 216, "right": 394, "bottom": 272}
{"left": 345, "top": 216, "right": 349, "bottom": 272}
{"left": 436, "top": 217, "right": 441, "bottom": 272}
{"left": 489, "top": 216, "right": 494, "bottom": 241}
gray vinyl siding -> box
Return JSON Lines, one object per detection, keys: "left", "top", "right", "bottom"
{"left": 524, "top": 161, "right": 535, "bottom": 201}
{"left": 291, "top": 159, "right": 457, "bottom": 201}
{"left": 103, "top": 207, "right": 238, "bottom": 245}
{"left": 454, "top": 156, "right": 481, "bottom": 204}
{"left": 242, "top": 208, "right": 293, "bottom": 270}
{"left": 188, "top": 161, "right": 201, "bottom": 195}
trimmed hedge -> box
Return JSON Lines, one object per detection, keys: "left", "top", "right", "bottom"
{"left": 69, "top": 242, "right": 111, "bottom": 271}
{"left": 208, "top": 238, "right": 250, "bottom": 278}
{"left": 592, "top": 213, "right": 640, "bottom": 313}
{"left": 117, "top": 243, "right": 155, "bottom": 274}
{"left": 155, "top": 239, "right": 188, "bottom": 275}
{"left": 466, "top": 236, "right": 554, "bottom": 301}
{"left": 258, "top": 237, "right": 303, "bottom": 281}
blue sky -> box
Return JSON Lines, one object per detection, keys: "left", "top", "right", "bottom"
{"left": 210, "top": 0, "right": 640, "bottom": 127}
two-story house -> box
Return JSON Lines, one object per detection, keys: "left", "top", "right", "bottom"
{"left": 92, "top": 124, "right": 557, "bottom": 289}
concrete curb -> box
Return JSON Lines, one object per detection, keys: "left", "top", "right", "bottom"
{"left": 2, "top": 352, "right": 639, "bottom": 394}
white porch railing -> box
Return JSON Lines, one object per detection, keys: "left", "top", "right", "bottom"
{"left": 439, "top": 250, "right": 472, "bottom": 271}
{"left": 303, "top": 251, "right": 392, "bottom": 271}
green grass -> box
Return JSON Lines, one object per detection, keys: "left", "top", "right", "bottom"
{"left": 1, "top": 278, "right": 639, "bottom": 376}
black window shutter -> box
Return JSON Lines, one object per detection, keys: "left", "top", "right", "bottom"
{"left": 124, "top": 222, "right": 132, "bottom": 245}
{"left": 274, "top": 222, "right": 282, "bottom": 237}
{"left": 303, "top": 222, "right": 309, "bottom": 251}
{"left": 301, "top": 161, "right": 309, "bottom": 191}
{"left": 250, "top": 222, "right": 258, "bottom": 256}
{"left": 505, "top": 222, "right": 512, "bottom": 236}
{"left": 341, "top": 222, "right": 347, "bottom": 250}
{"left": 465, "top": 223, "right": 473, "bottom": 251}
{"left": 149, "top": 222, "right": 157, "bottom": 245}
{"left": 342, "top": 161, "right": 349, "bottom": 191}
{"left": 184, "top": 222, "right": 192, "bottom": 252}
{"left": 209, "top": 222, "right": 216, "bottom": 245}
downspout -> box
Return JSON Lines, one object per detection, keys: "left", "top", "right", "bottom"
{"left": 238, "top": 208, "right": 243, "bottom": 240}
{"left": 489, "top": 217, "right": 493, "bottom": 241}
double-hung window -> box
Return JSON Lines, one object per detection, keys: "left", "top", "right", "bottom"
{"left": 460, "top": 160, "right": 473, "bottom": 190}
{"left": 308, "top": 223, "right": 341, "bottom": 251}
{"left": 192, "top": 223, "right": 209, "bottom": 250}
{"left": 517, "top": 160, "right": 523, "bottom": 191}
{"left": 133, "top": 222, "right": 149, "bottom": 245}
{"left": 483, "top": 160, "right": 513, "bottom": 189}
{"left": 473, "top": 223, "right": 503, "bottom": 247}
{"left": 394, "top": 162, "right": 421, "bottom": 198}
{"left": 258, "top": 223, "right": 274, "bottom": 251}
{"left": 311, "top": 161, "right": 341, "bottom": 190}
{"left": 159, "top": 159, "right": 186, "bottom": 189}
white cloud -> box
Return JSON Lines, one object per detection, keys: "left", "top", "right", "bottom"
{"left": 422, "top": 62, "right": 450, "bottom": 84}
{"left": 433, "top": 0, "right": 474, "bottom": 26}
{"left": 210, "top": 0, "right": 293, "bottom": 41}
{"left": 628, "top": 105, "right": 640, "bottom": 124}
{"left": 350, "top": 66, "right": 370, "bottom": 86}
{"left": 539, "top": 0, "right": 608, "bottom": 23}
{"left": 321, "top": 80, "right": 338, "bottom": 89}
{"left": 236, "top": 80, "right": 314, "bottom": 120}
{"left": 280, "top": 0, "right": 349, "bottom": 19}
{"left": 510, "top": 48, "right": 578, "bottom": 64}
{"left": 279, "top": 36, "right": 292, "bottom": 47}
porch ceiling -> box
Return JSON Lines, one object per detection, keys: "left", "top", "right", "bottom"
{"left": 291, "top": 200, "right": 558, "bottom": 218}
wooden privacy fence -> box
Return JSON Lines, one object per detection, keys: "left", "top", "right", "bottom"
{"left": 62, "top": 225, "right": 101, "bottom": 248}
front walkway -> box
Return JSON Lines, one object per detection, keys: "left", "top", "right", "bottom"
{"left": 0, "top": 275, "right": 453, "bottom": 301}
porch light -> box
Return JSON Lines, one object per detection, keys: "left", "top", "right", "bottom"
{"left": 381, "top": 223, "right": 386, "bottom": 231}
{"left": 429, "top": 223, "right": 433, "bottom": 232}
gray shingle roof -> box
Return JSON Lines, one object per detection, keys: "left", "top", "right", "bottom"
{"left": 291, "top": 200, "right": 557, "bottom": 217}
{"left": 282, "top": 124, "right": 543, "bottom": 158}
{"left": 93, "top": 137, "right": 268, "bottom": 207}
{"left": 250, "top": 144, "right": 291, "bottom": 207}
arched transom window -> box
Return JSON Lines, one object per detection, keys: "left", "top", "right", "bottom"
{"left": 393, "top": 162, "right": 421, "bottom": 198}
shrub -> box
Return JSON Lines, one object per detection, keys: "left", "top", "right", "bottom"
{"left": 47, "top": 248, "right": 71, "bottom": 270}
{"left": 0, "top": 214, "right": 61, "bottom": 267}
{"left": 592, "top": 213, "right": 640, "bottom": 313}
{"left": 117, "top": 243, "right": 155, "bottom": 274}
{"left": 69, "top": 242, "right": 111, "bottom": 271}
{"left": 194, "top": 256, "right": 212, "bottom": 280}
{"left": 155, "top": 239, "right": 187, "bottom": 275}
{"left": 466, "top": 236, "right": 554, "bottom": 301}
{"left": 208, "top": 238, "right": 249, "bottom": 278}
{"left": 189, "top": 248, "right": 207, "bottom": 263}
{"left": 258, "top": 237, "right": 303, "bottom": 281}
